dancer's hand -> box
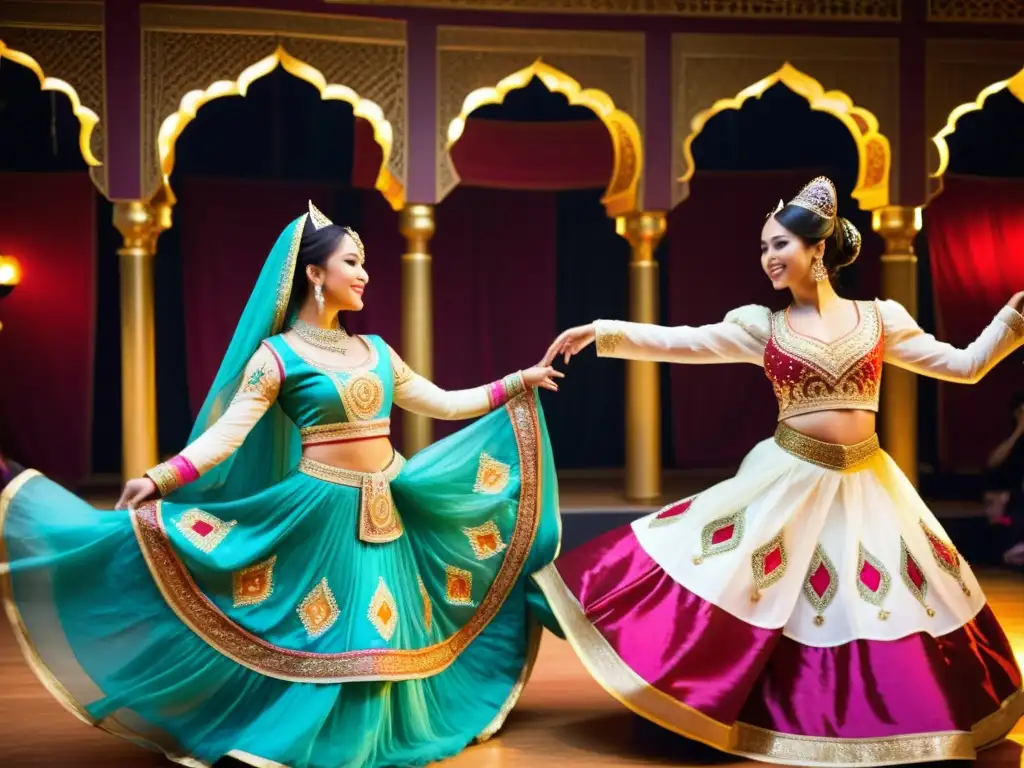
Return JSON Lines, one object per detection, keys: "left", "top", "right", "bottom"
{"left": 116, "top": 477, "right": 158, "bottom": 510}
{"left": 1007, "top": 291, "right": 1024, "bottom": 314}
{"left": 522, "top": 365, "right": 564, "bottom": 393}
{"left": 543, "top": 324, "right": 596, "bottom": 366}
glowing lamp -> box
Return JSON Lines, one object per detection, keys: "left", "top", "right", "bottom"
{"left": 0, "top": 255, "right": 22, "bottom": 299}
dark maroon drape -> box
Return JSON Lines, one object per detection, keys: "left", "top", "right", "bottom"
{"left": 431, "top": 186, "right": 558, "bottom": 438}
{"left": 925, "top": 175, "right": 1024, "bottom": 472}
{"left": 666, "top": 170, "right": 884, "bottom": 468}
{"left": 0, "top": 173, "right": 96, "bottom": 483}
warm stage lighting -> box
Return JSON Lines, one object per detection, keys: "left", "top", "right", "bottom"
{"left": 0, "top": 254, "right": 22, "bottom": 299}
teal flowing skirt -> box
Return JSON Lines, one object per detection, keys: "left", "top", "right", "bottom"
{"left": 0, "top": 393, "right": 561, "bottom": 768}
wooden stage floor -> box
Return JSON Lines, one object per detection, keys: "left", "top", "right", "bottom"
{"left": 0, "top": 571, "right": 1021, "bottom": 768}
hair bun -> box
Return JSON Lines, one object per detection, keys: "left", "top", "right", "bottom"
{"left": 837, "top": 217, "right": 862, "bottom": 268}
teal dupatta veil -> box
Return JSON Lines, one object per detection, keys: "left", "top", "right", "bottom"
{"left": 168, "top": 214, "right": 307, "bottom": 505}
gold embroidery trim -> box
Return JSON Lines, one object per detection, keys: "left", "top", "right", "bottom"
{"left": 299, "top": 419, "right": 391, "bottom": 445}
{"left": 803, "top": 544, "right": 838, "bottom": 624}
{"left": 771, "top": 301, "right": 881, "bottom": 383}
{"left": 774, "top": 423, "right": 878, "bottom": 471}
{"left": 997, "top": 305, "right": 1024, "bottom": 337}
{"left": 445, "top": 565, "right": 474, "bottom": 606}
{"left": 473, "top": 453, "right": 511, "bottom": 495}
{"left": 368, "top": 577, "right": 398, "bottom": 642}
{"left": 173, "top": 508, "right": 237, "bottom": 553}
{"left": 418, "top": 576, "right": 432, "bottom": 634}
{"left": 129, "top": 393, "right": 545, "bottom": 683}
{"left": 232, "top": 555, "right": 276, "bottom": 608}
{"left": 900, "top": 538, "right": 934, "bottom": 616}
{"left": 297, "top": 455, "right": 405, "bottom": 486}
{"left": 358, "top": 471, "right": 404, "bottom": 544}
{"left": 595, "top": 324, "right": 625, "bottom": 356}
{"left": 463, "top": 520, "right": 508, "bottom": 560}
{"left": 272, "top": 214, "right": 306, "bottom": 334}
{"left": 297, "top": 578, "right": 340, "bottom": 638}
{"left": 534, "top": 565, "right": 1011, "bottom": 765}
{"left": 340, "top": 370, "right": 385, "bottom": 421}
{"left": 750, "top": 532, "right": 787, "bottom": 601}
{"left": 146, "top": 462, "right": 182, "bottom": 497}
{"left": 856, "top": 543, "right": 892, "bottom": 618}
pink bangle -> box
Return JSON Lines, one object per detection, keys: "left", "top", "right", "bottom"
{"left": 487, "top": 372, "right": 526, "bottom": 410}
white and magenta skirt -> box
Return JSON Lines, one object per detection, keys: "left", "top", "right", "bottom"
{"left": 535, "top": 423, "right": 1023, "bottom": 767}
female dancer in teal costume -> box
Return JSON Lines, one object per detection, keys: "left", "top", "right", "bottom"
{"left": 0, "top": 202, "right": 563, "bottom": 768}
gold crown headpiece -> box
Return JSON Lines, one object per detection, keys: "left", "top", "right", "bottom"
{"left": 787, "top": 176, "right": 837, "bottom": 220}
{"left": 307, "top": 200, "right": 366, "bottom": 264}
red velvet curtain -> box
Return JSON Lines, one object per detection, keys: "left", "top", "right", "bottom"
{"left": 431, "top": 186, "right": 558, "bottom": 437}
{"left": 666, "top": 170, "right": 884, "bottom": 468}
{"left": 0, "top": 173, "right": 96, "bottom": 483}
{"left": 925, "top": 175, "right": 1024, "bottom": 471}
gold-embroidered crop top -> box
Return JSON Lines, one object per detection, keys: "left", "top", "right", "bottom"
{"left": 763, "top": 301, "right": 882, "bottom": 420}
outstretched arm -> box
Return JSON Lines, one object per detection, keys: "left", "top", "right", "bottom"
{"left": 390, "top": 347, "right": 562, "bottom": 421}
{"left": 879, "top": 296, "right": 1024, "bottom": 384}
{"left": 118, "top": 343, "right": 282, "bottom": 507}
{"left": 544, "top": 305, "right": 771, "bottom": 366}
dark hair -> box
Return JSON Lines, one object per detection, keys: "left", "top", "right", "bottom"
{"left": 285, "top": 218, "right": 349, "bottom": 325}
{"left": 774, "top": 204, "right": 862, "bottom": 280}
{"left": 1012, "top": 392, "right": 1024, "bottom": 412}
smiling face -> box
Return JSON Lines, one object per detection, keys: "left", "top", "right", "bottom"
{"left": 760, "top": 215, "right": 824, "bottom": 291}
{"left": 308, "top": 233, "right": 368, "bottom": 312}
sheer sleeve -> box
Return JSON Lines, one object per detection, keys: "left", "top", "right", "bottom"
{"left": 594, "top": 304, "right": 771, "bottom": 365}
{"left": 145, "top": 343, "right": 282, "bottom": 495}
{"left": 878, "top": 299, "right": 1024, "bottom": 384}
{"left": 389, "top": 346, "right": 526, "bottom": 420}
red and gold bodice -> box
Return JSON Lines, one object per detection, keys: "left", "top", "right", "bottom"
{"left": 764, "top": 301, "right": 883, "bottom": 421}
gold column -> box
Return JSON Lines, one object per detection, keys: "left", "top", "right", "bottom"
{"left": 618, "top": 211, "right": 667, "bottom": 500}
{"left": 872, "top": 205, "right": 923, "bottom": 487}
{"left": 113, "top": 199, "right": 166, "bottom": 480}
{"left": 399, "top": 204, "right": 436, "bottom": 456}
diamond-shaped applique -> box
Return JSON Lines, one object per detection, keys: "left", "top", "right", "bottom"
{"left": 297, "top": 578, "right": 340, "bottom": 639}
{"left": 919, "top": 520, "right": 970, "bottom": 596}
{"left": 750, "top": 532, "right": 787, "bottom": 601}
{"left": 473, "top": 453, "right": 511, "bottom": 495}
{"left": 463, "top": 520, "right": 507, "bottom": 561}
{"left": 174, "top": 509, "right": 236, "bottom": 553}
{"left": 232, "top": 555, "right": 276, "bottom": 607}
{"left": 900, "top": 538, "right": 935, "bottom": 617}
{"left": 694, "top": 510, "right": 745, "bottom": 565}
{"left": 445, "top": 565, "right": 474, "bottom": 606}
{"left": 368, "top": 577, "right": 398, "bottom": 642}
{"left": 857, "top": 544, "right": 892, "bottom": 619}
{"left": 803, "top": 544, "right": 837, "bottom": 625}
{"left": 650, "top": 497, "right": 695, "bottom": 527}
{"left": 418, "top": 576, "right": 432, "bottom": 633}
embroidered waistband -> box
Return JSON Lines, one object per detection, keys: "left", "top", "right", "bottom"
{"left": 297, "top": 454, "right": 405, "bottom": 487}
{"left": 300, "top": 419, "right": 391, "bottom": 445}
{"left": 773, "top": 423, "right": 879, "bottom": 471}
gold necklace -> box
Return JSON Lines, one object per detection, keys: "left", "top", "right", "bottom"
{"left": 293, "top": 318, "right": 350, "bottom": 354}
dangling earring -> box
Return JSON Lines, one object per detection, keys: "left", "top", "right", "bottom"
{"left": 811, "top": 258, "right": 828, "bottom": 283}
{"left": 314, "top": 283, "right": 325, "bottom": 314}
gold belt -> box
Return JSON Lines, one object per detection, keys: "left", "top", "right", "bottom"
{"left": 298, "top": 455, "right": 406, "bottom": 544}
{"left": 773, "top": 423, "right": 879, "bottom": 471}
{"left": 299, "top": 419, "right": 391, "bottom": 446}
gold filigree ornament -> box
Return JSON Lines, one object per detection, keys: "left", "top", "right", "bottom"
{"left": 297, "top": 578, "right": 340, "bottom": 639}
{"left": 900, "top": 538, "right": 935, "bottom": 617}
{"left": 856, "top": 544, "right": 892, "bottom": 620}
{"left": 368, "top": 577, "right": 399, "bottom": 642}
{"left": 463, "top": 520, "right": 508, "bottom": 561}
{"left": 693, "top": 510, "right": 745, "bottom": 565}
{"left": 445, "top": 565, "right": 474, "bottom": 606}
{"left": 173, "top": 509, "right": 237, "bottom": 554}
{"left": 473, "top": 453, "right": 511, "bottom": 495}
{"left": 232, "top": 555, "right": 277, "bottom": 608}
{"left": 750, "top": 532, "right": 788, "bottom": 603}
{"left": 803, "top": 544, "right": 838, "bottom": 625}
{"left": 340, "top": 371, "right": 385, "bottom": 421}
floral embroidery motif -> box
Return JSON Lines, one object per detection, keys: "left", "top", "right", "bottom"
{"left": 418, "top": 576, "right": 432, "bottom": 633}
{"left": 650, "top": 496, "right": 695, "bottom": 527}
{"left": 390, "top": 348, "right": 414, "bottom": 388}
{"left": 463, "top": 520, "right": 507, "bottom": 561}
{"left": 358, "top": 472, "right": 403, "bottom": 544}
{"left": 900, "top": 538, "right": 935, "bottom": 617}
{"left": 596, "top": 327, "right": 624, "bottom": 355}
{"left": 340, "top": 371, "right": 385, "bottom": 421}
{"left": 919, "top": 520, "right": 970, "bottom": 596}
{"left": 750, "top": 532, "right": 787, "bottom": 602}
{"left": 856, "top": 544, "right": 892, "bottom": 619}
{"left": 242, "top": 362, "right": 276, "bottom": 398}
{"left": 473, "top": 453, "right": 511, "bottom": 495}
{"left": 445, "top": 565, "right": 474, "bottom": 606}
{"left": 298, "top": 578, "right": 340, "bottom": 638}
{"left": 803, "top": 544, "right": 838, "bottom": 624}
{"left": 694, "top": 510, "right": 745, "bottom": 565}
{"left": 173, "top": 509, "right": 236, "bottom": 553}
{"left": 368, "top": 577, "right": 399, "bottom": 642}
{"left": 232, "top": 555, "right": 277, "bottom": 608}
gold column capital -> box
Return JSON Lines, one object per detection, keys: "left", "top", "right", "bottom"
{"left": 399, "top": 203, "right": 436, "bottom": 240}
{"left": 617, "top": 211, "right": 667, "bottom": 261}
{"left": 872, "top": 205, "right": 923, "bottom": 257}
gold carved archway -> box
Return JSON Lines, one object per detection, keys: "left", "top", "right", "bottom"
{"left": 679, "top": 63, "right": 891, "bottom": 211}
{"left": 446, "top": 59, "right": 643, "bottom": 217}
{"left": 0, "top": 41, "right": 101, "bottom": 168}
{"left": 929, "top": 65, "right": 1024, "bottom": 199}
{"left": 156, "top": 45, "right": 404, "bottom": 210}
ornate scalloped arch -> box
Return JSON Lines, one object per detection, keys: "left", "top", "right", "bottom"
{"left": 929, "top": 65, "right": 1024, "bottom": 200}
{"left": 678, "top": 63, "right": 891, "bottom": 211}
{"left": 0, "top": 40, "right": 101, "bottom": 168}
{"left": 156, "top": 45, "right": 404, "bottom": 210}
{"left": 445, "top": 59, "right": 643, "bottom": 217}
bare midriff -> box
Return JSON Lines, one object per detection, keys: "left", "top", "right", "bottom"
{"left": 782, "top": 409, "right": 876, "bottom": 446}
{"left": 302, "top": 436, "right": 396, "bottom": 473}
